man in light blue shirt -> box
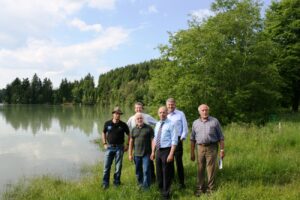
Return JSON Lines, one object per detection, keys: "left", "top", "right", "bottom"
{"left": 151, "top": 106, "right": 178, "bottom": 200}
{"left": 166, "top": 98, "right": 188, "bottom": 188}
{"left": 127, "top": 102, "right": 157, "bottom": 131}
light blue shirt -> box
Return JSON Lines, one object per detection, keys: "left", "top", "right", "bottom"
{"left": 127, "top": 113, "right": 157, "bottom": 131}
{"left": 167, "top": 109, "right": 188, "bottom": 140}
{"left": 154, "top": 118, "right": 178, "bottom": 148}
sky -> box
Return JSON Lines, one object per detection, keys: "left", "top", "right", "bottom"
{"left": 0, "top": 0, "right": 271, "bottom": 89}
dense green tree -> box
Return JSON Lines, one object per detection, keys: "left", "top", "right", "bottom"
{"left": 20, "top": 78, "right": 31, "bottom": 104}
{"left": 0, "top": 89, "right": 4, "bottom": 103}
{"left": 265, "top": 0, "right": 300, "bottom": 112}
{"left": 41, "top": 78, "right": 53, "bottom": 104}
{"left": 58, "top": 79, "right": 73, "bottom": 103}
{"left": 149, "top": 0, "right": 281, "bottom": 124}
{"left": 31, "top": 74, "right": 42, "bottom": 104}
{"left": 97, "top": 59, "right": 162, "bottom": 106}
{"left": 10, "top": 78, "right": 22, "bottom": 103}
{"left": 81, "top": 73, "right": 96, "bottom": 105}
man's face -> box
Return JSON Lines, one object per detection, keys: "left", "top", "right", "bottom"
{"left": 158, "top": 107, "right": 167, "bottom": 120}
{"left": 113, "top": 112, "right": 121, "bottom": 121}
{"left": 199, "top": 105, "right": 209, "bottom": 119}
{"left": 135, "top": 105, "right": 143, "bottom": 113}
{"left": 135, "top": 115, "right": 144, "bottom": 127}
{"left": 166, "top": 101, "right": 176, "bottom": 113}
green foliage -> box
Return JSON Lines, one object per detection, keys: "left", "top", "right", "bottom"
{"left": 149, "top": 0, "right": 281, "bottom": 124}
{"left": 3, "top": 75, "right": 54, "bottom": 104}
{"left": 97, "top": 59, "right": 162, "bottom": 106}
{"left": 265, "top": 0, "right": 300, "bottom": 112}
{"left": 0, "top": 89, "right": 4, "bottom": 102}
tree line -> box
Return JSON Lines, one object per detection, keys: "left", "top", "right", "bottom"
{"left": 1, "top": 0, "right": 299, "bottom": 124}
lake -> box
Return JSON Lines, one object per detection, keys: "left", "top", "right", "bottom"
{"left": 0, "top": 104, "right": 133, "bottom": 193}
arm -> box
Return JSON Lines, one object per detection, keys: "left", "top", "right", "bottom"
{"left": 102, "top": 132, "right": 108, "bottom": 150}
{"left": 190, "top": 140, "right": 196, "bottom": 161}
{"left": 167, "top": 123, "right": 178, "bottom": 162}
{"left": 145, "top": 114, "right": 158, "bottom": 126}
{"left": 215, "top": 119, "right": 225, "bottom": 159}
{"left": 167, "top": 145, "right": 177, "bottom": 162}
{"left": 124, "top": 124, "right": 130, "bottom": 152}
{"left": 180, "top": 111, "right": 188, "bottom": 140}
{"left": 219, "top": 140, "right": 225, "bottom": 159}
{"left": 128, "top": 138, "right": 134, "bottom": 161}
{"left": 150, "top": 138, "right": 156, "bottom": 161}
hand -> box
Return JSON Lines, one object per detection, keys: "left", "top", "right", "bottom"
{"left": 129, "top": 155, "right": 133, "bottom": 161}
{"left": 103, "top": 144, "right": 108, "bottom": 150}
{"left": 220, "top": 150, "right": 225, "bottom": 159}
{"left": 167, "top": 154, "right": 174, "bottom": 163}
{"left": 124, "top": 145, "right": 128, "bottom": 152}
{"left": 150, "top": 152, "right": 155, "bottom": 161}
{"left": 191, "top": 152, "right": 195, "bottom": 161}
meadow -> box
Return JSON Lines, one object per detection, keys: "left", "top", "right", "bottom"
{"left": 2, "top": 113, "right": 300, "bottom": 200}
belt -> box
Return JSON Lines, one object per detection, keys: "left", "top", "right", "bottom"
{"left": 108, "top": 144, "right": 123, "bottom": 147}
{"left": 158, "top": 147, "right": 171, "bottom": 151}
{"left": 198, "top": 142, "right": 218, "bottom": 146}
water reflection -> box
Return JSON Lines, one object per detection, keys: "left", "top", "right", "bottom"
{"left": 0, "top": 104, "right": 133, "bottom": 194}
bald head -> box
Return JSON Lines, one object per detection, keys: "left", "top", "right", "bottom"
{"left": 158, "top": 106, "right": 168, "bottom": 121}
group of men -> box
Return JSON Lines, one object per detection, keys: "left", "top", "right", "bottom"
{"left": 101, "top": 98, "right": 225, "bottom": 199}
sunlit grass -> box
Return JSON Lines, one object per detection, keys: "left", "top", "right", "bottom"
{"left": 2, "top": 113, "right": 300, "bottom": 200}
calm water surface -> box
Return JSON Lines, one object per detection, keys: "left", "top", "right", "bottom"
{"left": 0, "top": 104, "right": 133, "bottom": 193}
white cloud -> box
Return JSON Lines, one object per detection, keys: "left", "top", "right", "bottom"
{"left": 0, "top": 0, "right": 117, "bottom": 47}
{"left": 70, "top": 18, "right": 103, "bottom": 32}
{"left": 87, "top": 0, "right": 116, "bottom": 10}
{"left": 139, "top": 5, "right": 158, "bottom": 15}
{"left": 190, "top": 9, "right": 214, "bottom": 21}
{"left": 0, "top": 27, "right": 130, "bottom": 88}
{"left": 0, "top": 0, "right": 122, "bottom": 88}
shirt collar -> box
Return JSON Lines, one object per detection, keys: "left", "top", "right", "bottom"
{"left": 200, "top": 116, "right": 211, "bottom": 122}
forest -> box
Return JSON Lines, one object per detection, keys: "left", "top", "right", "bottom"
{"left": 0, "top": 0, "right": 299, "bottom": 124}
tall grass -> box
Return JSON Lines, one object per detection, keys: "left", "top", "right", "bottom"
{"left": 2, "top": 114, "right": 300, "bottom": 200}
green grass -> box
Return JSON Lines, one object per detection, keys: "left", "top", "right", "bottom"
{"left": 2, "top": 113, "right": 300, "bottom": 200}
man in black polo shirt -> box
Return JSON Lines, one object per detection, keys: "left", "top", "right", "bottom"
{"left": 102, "top": 106, "right": 130, "bottom": 189}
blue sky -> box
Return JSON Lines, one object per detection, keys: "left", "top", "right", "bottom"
{"left": 0, "top": 0, "right": 271, "bottom": 89}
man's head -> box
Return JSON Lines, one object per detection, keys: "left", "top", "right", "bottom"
{"left": 158, "top": 106, "right": 168, "bottom": 121}
{"left": 166, "top": 98, "right": 176, "bottom": 113}
{"left": 198, "top": 104, "right": 209, "bottom": 120}
{"left": 112, "top": 106, "right": 123, "bottom": 121}
{"left": 134, "top": 102, "right": 144, "bottom": 113}
{"left": 134, "top": 112, "right": 144, "bottom": 127}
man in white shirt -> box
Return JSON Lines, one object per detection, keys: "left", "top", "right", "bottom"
{"left": 166, "top": 98, "right": 188, "bottom": 189}
{"left": 127, "top": 102, "right": 157, "bottom": 182}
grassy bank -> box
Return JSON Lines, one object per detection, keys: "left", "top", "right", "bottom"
{"left": 2, "top": 113, "right": 300, "bottom": 200}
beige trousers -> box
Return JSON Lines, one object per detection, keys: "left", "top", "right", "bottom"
{"left": 196, "top": 144, "right": 218, "bottom": 192}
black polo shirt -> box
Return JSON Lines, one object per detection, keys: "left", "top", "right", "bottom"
{"left": 103, "top": 120, "right": 129, "bottom": 145}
